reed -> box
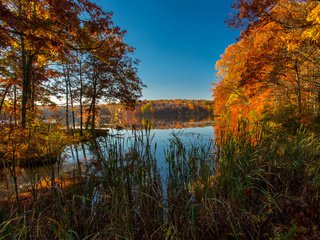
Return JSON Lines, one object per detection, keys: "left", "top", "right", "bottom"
{"left": 1, "top": 125, "right": 320, "bottom": 239}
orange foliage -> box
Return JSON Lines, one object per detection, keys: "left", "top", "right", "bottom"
{"left": 213, "top": 0, "right": 320, "bottom": 129}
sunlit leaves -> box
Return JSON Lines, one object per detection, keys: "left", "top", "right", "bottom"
{"left": 0, "top": 0, "right": 143, "bottom": 129}
{"left": 214, "top": 0, "right": 320, "bottom": 129}
{"left": 303, "top": 3, "right": 320, "bottom": 43}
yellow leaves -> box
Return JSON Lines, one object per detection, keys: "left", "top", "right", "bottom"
{"left": 9, "top": 38, "right": 20, "bottom": 50}
{"left": 37, "top": 54, "right": 48, "bottom": 67}
{"left": 252, "top": 21, "right": 301, "bottom": 52}
{"left": 286, "top": 42, "right": 299, "bottom": 52}
{"left": 227, "top": 93, "right": 243, "bottom": 106}
{"left": 306, "top": 4, "right": 320, "bottom": 24}
{"left": 281, "top": 30, "right": 303, "bottom": 52}
{"left": 302, "top": 4, "right": 320, "bottom": 43}
{"left": 302, "top": 27, "right": 319, "bottom": 42}
{"left": 0, "top": 122, "right": 67, "bottom": 167}
{"left": 215, "top": 40, "right": 249, "bottom": 85}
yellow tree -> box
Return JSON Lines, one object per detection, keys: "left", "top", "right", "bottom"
{"left": 214, "top": 35, "right": 274, "bottom": 129}
{"left": 214, "top": 0, "right": 320, "bottom": 129}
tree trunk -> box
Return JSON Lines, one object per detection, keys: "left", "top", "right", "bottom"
{"left": 79, "top": 58, "right": 83, "bottom": 136}
{"left": 317, "top": 91, "right": 320, "bottom": 117}
{"left": 31, "top": 69, "right": 35, "bottom": 112}
{"left": 294, "top": 63, "right": 302, "bottom": 114}
{"left": 91, "top": 79, "right": 97, "bottom": 132}
{"left": 66, "top": 65, "right": 76, "bottom": 132}
{"left": 21, "top": 53, "right": 33, "bottom": 128}
{"left": 19, "top": 0, "right": 33, "bottom": 128}
{"left": 92, "top": 96, "right": 96, "bottom": 132}
{"left": 63, "top": 65, "right": 70, "bottom": 130}
{"left": 0, "top": 86, "right": 9, "bottom": 114}
{"left": 13, "top": 85, "right": 17, "bottom": 125}
{"left": 85, "top": 100, "right": 94, "bottom": 130}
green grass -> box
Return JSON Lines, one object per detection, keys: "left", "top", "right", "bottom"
{"left": 1, "top": 125, "right": 320, "bottom": 239}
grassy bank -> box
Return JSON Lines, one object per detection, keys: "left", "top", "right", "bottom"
{"left": 1, "top": 126, "right": 320, "bottom": 239}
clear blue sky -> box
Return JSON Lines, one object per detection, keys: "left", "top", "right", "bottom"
{"left": 99, "top": 0, "right": 239, "bottom": 100}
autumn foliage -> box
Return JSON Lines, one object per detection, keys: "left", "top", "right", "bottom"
{"left": 213, "top": 0, "right": 320, "bottom": 130}
{"left": 0, "top": 0, "right": 144, "bottom": 131}
{"left": 210, "top": 1, "right": 320, "bottom": 238}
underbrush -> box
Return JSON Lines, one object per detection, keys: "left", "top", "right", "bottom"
{"left": 210, "top": 126, "right": 320, "bottom": 239}
{"left": 1, "top": 126, "right": 320, "bottom": 239}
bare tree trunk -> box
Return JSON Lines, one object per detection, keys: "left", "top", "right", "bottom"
{"left": 31, "top": 70, "right": 35, "bottom": 112}
{"left": 66, "top": 65, "right": 76, "bottom": 132}
{"left": 63, "top": 65, "right": 70, "bottom": 130}
{"left": 294, "top": 63, "right": 302, "bottom": 114}
{"left": 79, "top": 58, "right": 83, "bottom": 136}
{"left": 21, "top": 54, "right": 33, "bottom": 128}
{"left": 19, "top": 0, "right": 34, "bottom": 128}
{"left": 13, "top": 86, "right": 17, "bottom": 125}
{"left": 91, "top": 82, "right": 97, "bottom": 132}
{"left": 0, "top": 86, "right": 9, "bottom": 114}
{"left": 85, "top": 101, "right": 94, "bottom": 130}
{"left": 317, "top": 91, "right": 320, "bottom": 117}
{"left": 92, "top": 97, "right": 96, "bottom": 132}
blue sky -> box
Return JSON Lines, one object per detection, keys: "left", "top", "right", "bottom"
{"left": 99, "top": 0, "right": 239, "bottom": 100}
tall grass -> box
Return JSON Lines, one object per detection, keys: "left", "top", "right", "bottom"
{"left": 1, "top": 125, "right": 320, "bottom": 239}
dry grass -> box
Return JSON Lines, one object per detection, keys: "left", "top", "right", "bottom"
{"left": 1, "top": 125, "right": 320, "bottom": 239}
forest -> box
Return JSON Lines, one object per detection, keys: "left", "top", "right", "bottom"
{"left": 211, "top": 0, "right": 320, "bottom": 238}
{"left": 214, "top": 0, "right": 320, "bottom": 131}
{"left": 132, "top": 99, "right": 213, "bottom": 116}
{"left": 0, "top": 0, "right": 144, "bottom": 132}
{"left": 1, "top": 0, "right": 320, "bottom": 239}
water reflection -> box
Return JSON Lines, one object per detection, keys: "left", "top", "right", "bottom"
{"left": 109, "top": 114, "right": 213, "bottom": 129}
{"left": 0, "top": 119, "right": 214, "bottom": 197}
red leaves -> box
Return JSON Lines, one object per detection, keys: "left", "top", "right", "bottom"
{"left": 0, "top": 0, "right": 144, "bottom": 129}
{"left": 228, "top": 0, "right": 278, "bottom": 29}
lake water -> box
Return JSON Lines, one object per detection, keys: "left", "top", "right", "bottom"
{"left": 0, "top": 125, "right": 214, "bottom": 195}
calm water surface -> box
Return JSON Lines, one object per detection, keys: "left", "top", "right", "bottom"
{"left": 0, "top": 126, "right": 214, "bottom": 193}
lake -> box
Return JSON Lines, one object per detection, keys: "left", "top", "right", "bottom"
{"left": 0, "top": 123, "right": 214, "bottom": 196}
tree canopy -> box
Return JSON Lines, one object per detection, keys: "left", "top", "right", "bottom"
{"left": 0, "top": 0, "right": 144, "bottom": 130}
{"left": 213, "top": 0, "right": 320, "bottom": 129}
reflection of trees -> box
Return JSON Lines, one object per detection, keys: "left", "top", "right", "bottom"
{"left": 38, "top": 99, "right": 214, "bottom": 129}
{"left": 122, "top": 114, "right": 213, "bottom": 129}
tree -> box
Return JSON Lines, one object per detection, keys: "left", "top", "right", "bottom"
{"left": 0, "top": 0, "right": 144, "bottom": 129}
{"left": 213, "top": 0, "right": 320, "bottom": 128}
{"left": 83, "top": 54, "right": 143, "bottom": 131}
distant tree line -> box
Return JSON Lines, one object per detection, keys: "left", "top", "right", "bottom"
{"left": 135, "top": 99, "right": 213, "bottom": 116}
{"left": 35, "top": 99, "right": 213, "bottom": 128}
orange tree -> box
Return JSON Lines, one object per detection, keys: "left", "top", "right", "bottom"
{"left": 213, "top": 0, "right": 320, "bottom": 129}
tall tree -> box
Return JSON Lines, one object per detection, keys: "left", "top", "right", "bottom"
{"left": 0, "top": 0, "right": 144, "bottom": 129}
